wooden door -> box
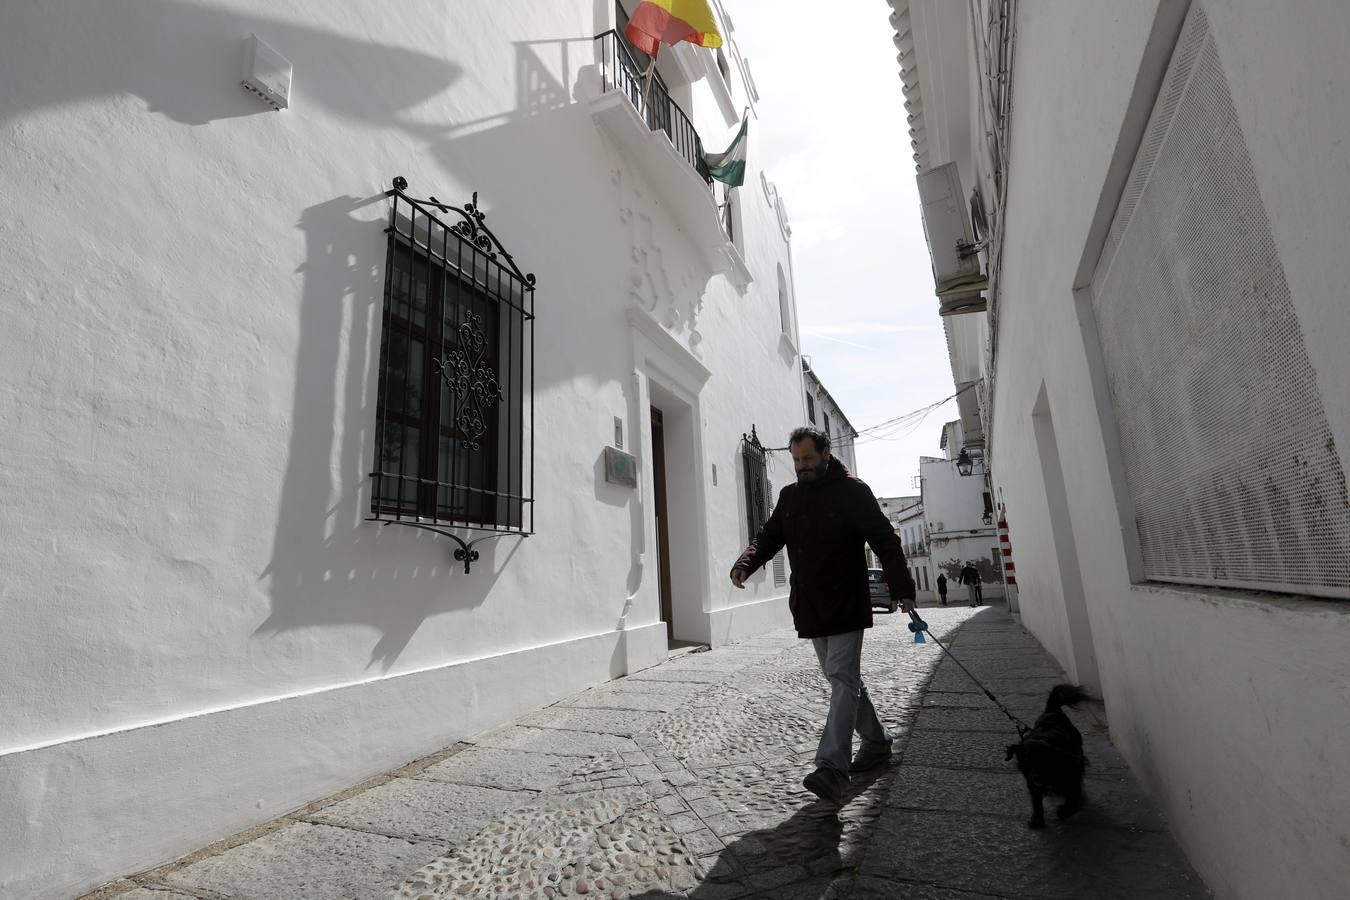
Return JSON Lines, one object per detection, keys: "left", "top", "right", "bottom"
{"left": 650, "top": 406, "right": 674, "bottom": 642}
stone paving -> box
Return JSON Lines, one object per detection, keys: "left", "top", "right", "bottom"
{"left": 89, "top": 602, "right": 1211, "bottom": 899}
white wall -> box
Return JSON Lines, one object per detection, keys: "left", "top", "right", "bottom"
{"left": 987, "top": 1, "right": 1350, "bottom": 897}
{"left": 803, "top": 375, "right": 859, "bottom": 474}
{"left": 0, "top": 1, "right": 804, "bottom": 894}
{"left": 919, "top": 456, "right": 998, "bottom": 594}
{"left": 896, "top": 508, "right": 936, "bottom": 600}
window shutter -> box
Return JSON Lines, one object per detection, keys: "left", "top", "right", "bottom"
{"left": 768, "top": 478, "right": 786, "bottom": 586}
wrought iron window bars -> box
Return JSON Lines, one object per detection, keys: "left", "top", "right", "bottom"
{"left": 741, "top": 425, "right": 770, "bottom": 543}
{"left": 369, "top": 177, "right": 535, "bottom": 572}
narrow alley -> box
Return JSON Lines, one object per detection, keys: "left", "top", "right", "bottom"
{"left": 93, "top": 604, "right": 1207, "bottom": 899}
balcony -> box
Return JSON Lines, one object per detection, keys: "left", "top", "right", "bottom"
{"left": 589, "top": 30, "right": 747, "bottom": 286}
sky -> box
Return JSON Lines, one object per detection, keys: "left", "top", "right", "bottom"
{"left": 728, "top": 0, "right": 960, "bottom": 499}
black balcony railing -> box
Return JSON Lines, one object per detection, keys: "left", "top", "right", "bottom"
{"left": 596, "top": 30, "right": 712, "bottom": 189}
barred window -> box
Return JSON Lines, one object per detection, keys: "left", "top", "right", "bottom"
{"left": 742, "top": 428, "right": 770, "bottom": 543}
{"left": 372, "top": 179, "right": 534, "bottom": 535}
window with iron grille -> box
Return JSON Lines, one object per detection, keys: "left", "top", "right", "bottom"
{"left": 371, "top": 179, "right": 534, "bottom": 536}
{"left": 805, "top": 392, "right": 815, "bottom": 424}
{"left": 742, "top": 428, "right": 770, "bottom": 543}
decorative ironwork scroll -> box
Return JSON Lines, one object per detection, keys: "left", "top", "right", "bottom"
{"left": 391, "top": 177, "right": 536, "bottom": 286}
{"left": 432, "top": 313, "right": 505, "bottom": 451}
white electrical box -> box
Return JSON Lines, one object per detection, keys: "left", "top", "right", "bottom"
{"left": 242, "top": 34, "right": 291, "bottom": 110}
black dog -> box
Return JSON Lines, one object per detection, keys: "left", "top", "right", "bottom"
{"left": 1005, "top": 684, "right": 1090, "bottom": 829}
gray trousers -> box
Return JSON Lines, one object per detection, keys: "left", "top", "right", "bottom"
{"left": 811, "top": 630, "right": 891, "bottom": 774}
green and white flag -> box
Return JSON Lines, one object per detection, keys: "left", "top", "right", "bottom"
{"left": 705, "top": 109, "right": 748, "bottom": 187}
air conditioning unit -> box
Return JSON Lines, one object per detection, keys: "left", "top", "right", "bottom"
{"left": 917, "top": 162, "right": 987, "bottom": 314}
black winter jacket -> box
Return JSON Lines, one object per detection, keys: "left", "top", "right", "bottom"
{"left": 731, "top": 458, "right": 915, "bottom": 638}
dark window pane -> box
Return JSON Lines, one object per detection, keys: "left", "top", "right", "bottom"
{"left": 742, "top": 439, "right": 769, "bottom": 543}
{"left": 384, "top": 333, "right": 424, "bottom": 416}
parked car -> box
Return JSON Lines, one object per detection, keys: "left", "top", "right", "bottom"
{"left": 868, "top": 568, "right": 897, "bottom": 613}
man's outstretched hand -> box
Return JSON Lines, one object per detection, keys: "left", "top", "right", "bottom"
{"left": 730, "top": 568, "right": 748, "bottom": 589}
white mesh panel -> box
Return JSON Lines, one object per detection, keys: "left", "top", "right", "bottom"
{"left": 1091, "top": 6, "right": 1350, "bottom": 598}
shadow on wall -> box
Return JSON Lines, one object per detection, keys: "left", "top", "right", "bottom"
{"left": 2, "top": 0, "right": 669, "bottom": 669}
{"left": 254, "top": 193, "right": 526, "bottom": 674}
{"left": 254, "top": 41, "right": 639, "bottom": 666}
{"left": 0, "top": 0, "right": 462, "bottom": 128}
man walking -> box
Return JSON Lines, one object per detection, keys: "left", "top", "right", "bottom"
{"left": 936, "top": 572, "right": 948, "bottom": 606}
{"left": 730, "top": 427, "right": 915, "bottom": 806}
{"left": 959, "top": 562, "right": 981, "bottom": 607}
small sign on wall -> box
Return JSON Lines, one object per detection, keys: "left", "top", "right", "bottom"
{"left": 604, "top": 446, "right": 637, "bottom": 487}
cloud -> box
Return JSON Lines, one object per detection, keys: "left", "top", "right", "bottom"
{"left": 806, "top": 322, "right": 926, "bottom": 337}
{"left": 732, "top": 0, "right": 956, "bottom": 495}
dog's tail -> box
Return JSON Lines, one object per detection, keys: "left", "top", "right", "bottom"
{"left": 1046, "top": 683, "right": 1091, "bottom": 712}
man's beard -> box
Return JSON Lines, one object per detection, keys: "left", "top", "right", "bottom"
{"left": 797, "top": 460, "right": 829, "bottom": 483}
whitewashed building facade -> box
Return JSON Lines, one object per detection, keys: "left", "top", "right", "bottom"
{"left": 801, "top": 357, "right": 859, "bottom": 474}
{"left": 892, "top": 1, "right": 1350, "bottom": 897}
{"left": 919, "top": 420, "right": 1002, "bottom": 602}
{"left": 0, "top": 2, "right": 810, "bottom": 895}
{"left": 873, "top": 495, "right": 935, "bottom": 603}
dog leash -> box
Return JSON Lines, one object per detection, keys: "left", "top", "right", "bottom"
{"left": 908, "top": 610, "right": 1032, "bottom": 738}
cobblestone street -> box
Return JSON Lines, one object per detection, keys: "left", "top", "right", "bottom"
{"left": 93, "top": 603, "right": 1209, "bottom": 899}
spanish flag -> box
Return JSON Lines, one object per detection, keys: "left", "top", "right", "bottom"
{"left": 625, "top": 0, "right": 723, "bottom": 58}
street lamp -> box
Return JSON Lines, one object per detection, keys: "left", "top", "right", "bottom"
{"left": 956, "top": 448, "right": 975, "bottom": 477}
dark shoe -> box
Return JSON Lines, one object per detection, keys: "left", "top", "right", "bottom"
{"left": 802, "top": 767, "right": 846, "bottom": 805}
{"left": 849, "top": 743, "right": 893, "bottom": 774}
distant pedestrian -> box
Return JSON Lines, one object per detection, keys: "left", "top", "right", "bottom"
{"left": 936, "top": 572, "right": 948, "bottom": 606}
{"left": 730, "top": 426, "right": 915, "bottom": 807}
{"left": 960, "top": 562, "right": 981, "bottom": 607}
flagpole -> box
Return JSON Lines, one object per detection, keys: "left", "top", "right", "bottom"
{"left": 641, "top": 44, "right": 660, "bottom": 125}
